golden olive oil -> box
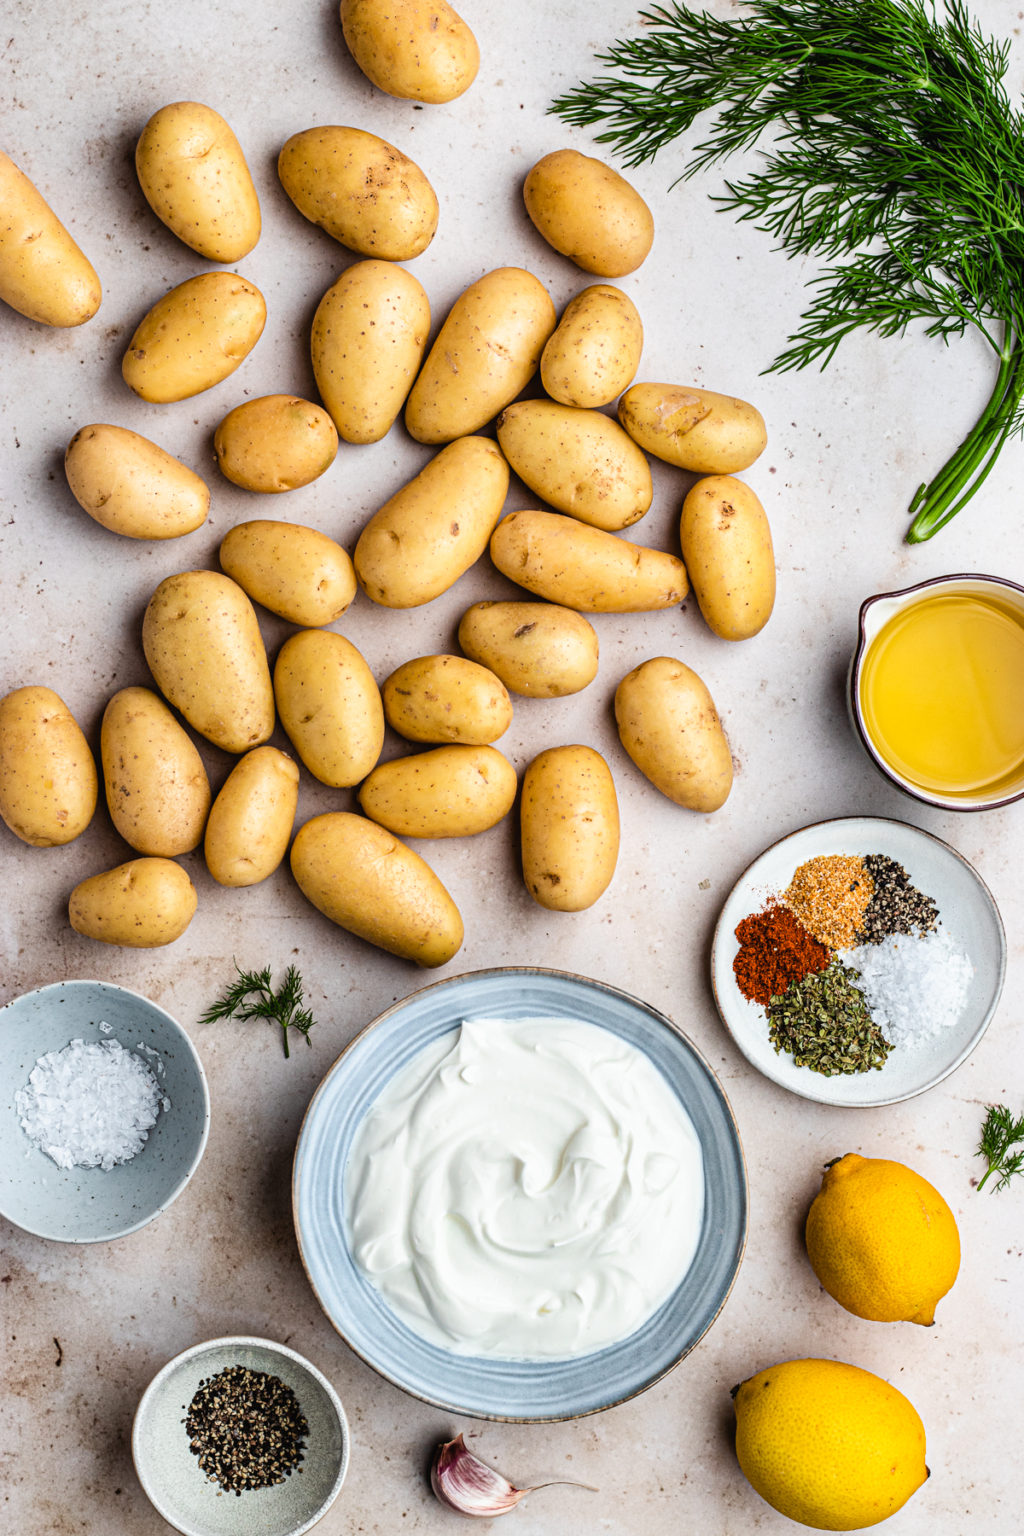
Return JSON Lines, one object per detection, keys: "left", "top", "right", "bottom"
{"left": 859, "top": 591, "right": 1024, "bottom": 795}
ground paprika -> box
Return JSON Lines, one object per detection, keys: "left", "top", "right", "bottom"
{"left": 733, "top": 901, "right": 831, "bottom": 1006}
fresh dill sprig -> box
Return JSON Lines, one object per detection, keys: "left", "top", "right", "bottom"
{"left": 551, "top": 0, "right": 1024, "bottom": 541}
{"left": 976, "top": 1103, "right": 1024, "bottom": 1191}
{"left": 200, "top": 963, "right": 317, "bottom": 1059}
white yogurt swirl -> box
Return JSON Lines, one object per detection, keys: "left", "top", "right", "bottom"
{"left": 344, "top": 1015, "right": 705, "bottom": 1360}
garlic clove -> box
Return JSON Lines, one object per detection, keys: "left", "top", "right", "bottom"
{"left": 430, "top": 1433, "right": 596, "bottom": 1518}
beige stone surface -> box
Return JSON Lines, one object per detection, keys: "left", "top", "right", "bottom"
{"left": 2, "top": 2, "right": 1023, "bottom": 1532}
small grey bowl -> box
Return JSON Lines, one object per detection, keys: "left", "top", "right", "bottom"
{"left": 132, "top": 1336, "right": 350, "bottom": 1536}
{"left": 0, "top": 978, "right": 210, "bottom": 1242}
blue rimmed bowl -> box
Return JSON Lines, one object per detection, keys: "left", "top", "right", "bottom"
{"left": 293, "top": 967, "right": 747, "bottom": 1422}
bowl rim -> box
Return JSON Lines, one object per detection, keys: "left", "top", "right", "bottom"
{"left": 0, "top": 977, "right": 211, "bottom": 1243}
{"left": 710, "top": 813, "right": 1007, "bottom": 1107}
{"left": 291, "top": 964, "right": 748, "bottom": 1422}
{"left": 131, "top": 1333, "right": 350, "bottom": 1536}
{"left": 849, "top": 570, "right": 1024, "bottom": 812}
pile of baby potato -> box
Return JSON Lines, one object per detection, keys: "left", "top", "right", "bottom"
{"left": 0, "top": 5, "right": 776, "bottom": 970}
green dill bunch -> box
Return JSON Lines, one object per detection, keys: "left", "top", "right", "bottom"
{"left": 552, "top": 0, "right": 1024, "bottom": 540}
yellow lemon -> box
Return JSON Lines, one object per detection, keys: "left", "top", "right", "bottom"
{"left": 805, "top": 1153, "right": 960, "bottom": 1325}
{"left": 733, "top": 1357, "right": 928, "bottom": 1530}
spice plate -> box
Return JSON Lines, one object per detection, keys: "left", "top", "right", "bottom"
{"left": 0, "top": 979, "right": 210, "bottom": 1241}
{"left": 132, "top": 1336, "right": 349, "bottom": 1536}
{"left": 711, "top": 817, "right": 1006, "bottom": 1107}
{"left": 293, "top": 967, "right": 747, "bottom": 1422}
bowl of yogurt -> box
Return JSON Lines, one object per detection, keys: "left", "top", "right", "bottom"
{"left": 292, "top": 968, "right": 747, "bottom": 1421}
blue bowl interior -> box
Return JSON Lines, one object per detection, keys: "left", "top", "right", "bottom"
{"left": 0, "top": 981, "right": 210, "bottom": 1242}
{"left": 293, "top": 969, "right": 747, "bottom": 1421}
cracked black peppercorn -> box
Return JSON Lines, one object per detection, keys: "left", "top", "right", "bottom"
{"left": 183, "top": 1364, "right": 309, "bottom": 1495}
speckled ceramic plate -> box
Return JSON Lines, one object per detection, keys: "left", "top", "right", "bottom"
{"left": 132, "top": 1336, "right": 349, "bottom": 1536}
{"left": 0, "top": 979, "right": 210, "bottom": 1242}
{"left": 292, "top": 968, "right": 747, "bottom": 1422}
{"left": 711, "top": 816, "right": 1006, "bottom": 1107}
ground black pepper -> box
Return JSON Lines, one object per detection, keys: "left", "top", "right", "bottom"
{"left": 855, "top": 854, "right": 939, "bottom": 945}
{"left": 183, "top": 1365, "right": 309, "bottom": 1495}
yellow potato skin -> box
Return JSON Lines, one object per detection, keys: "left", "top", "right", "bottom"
{"left": 618, "top": 382, "right": 767, "bottom": 473}
{"left": 0, "top": 686, "right": 97, "bottom": 847}
{"left": 213, "top": 395, "right": 339, "bottom": 493}
{"left": 383, "top": 655, "right": 513, "bottom": 744}
{"left": 497, "top": 400, "right": 652, "bottom": 531}
{"left": 355, "top": 436, "right": 509, "bottom": 608}
{"left": 541, "top": 285, "right": 643, "bottom": 409}
{"left": 680, "top": 475, "right": 776, "bottom": 640}
{"left": 312, "top": 260, "right": 430, "bottom": 444}
{"left": 340, "top": 0, "right": 479, "bottom": 103}
{"left": 458, "top": 600, "right": 599, "bottom": 697}
{"left": 68, "top": 857, "right": 197, "bottom": 947}
{"left": 219, "top": 519, "right": 356, "bottom": 627}
{"left": 278, "top": 126, "right": 438, "bottom": 261}
{"left": 0, "top": 151, "right": 101, "bottom": 327}
{"left": 490, "top": 509, "right": 688, "bottom": 613}
{"left": 135, "top": 101, "right": 261, "bottom": 262}
{"left": 122, "top": 272, "right": 266, "bottom": 403}
{"left": 520, "top": 744, "right": 619, "bottom": 912}
{"left": 523, "top": 150, "right": 654, "bottom": 277}
{"left": 142, "top": 571, "right": 275, "bottom": 754}
{"left": 290, "top": 811, "right": 463, "bottom": 966}
{"left": 204, "top": 746, "right": 299, "bottom": 887}
{"left": 65, "top": 424, "right": 209, "bottom": 540}
{"left": 404, "top": 267, "right": 556, "bottom": 444}
{"left": 359, "top": 744, "right": 517, "bottom": 838}
{"left": 614, "top": 656, "right": 733, "bottom": 812}
{"left": 274, "top": 629, "right": 384, "bottom": 787}
{"left": 101, "top": 686, "right": 211, "bottom": 857}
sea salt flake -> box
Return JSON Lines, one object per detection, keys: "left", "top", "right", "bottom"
{"left": 15, "top": 1036, "right": 169, "bottom": 1171}
{"left": 846, "top": 925, "right": 974, "bottom": 1049}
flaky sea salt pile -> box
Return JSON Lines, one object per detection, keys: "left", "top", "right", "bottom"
{"left": 846, "top": 926, "right": 974, "bottom": 1049}
{"left": 16, "top": 1035, "right": 167, "bottom": 1170}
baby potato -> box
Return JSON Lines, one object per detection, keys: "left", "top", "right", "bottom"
{"left": 68, "top": 857, "right": 197, "bottom": 947}
{"left": 340, "top": 0, "right": 479, "bottom": 102}
{"left": 274, "top": 629, "right": 384, "bottom": 787}
{"left": 618, "top": 382, "right": 767, "bottom": 473}
{"left": 520, "top": 744, "right": 619, "bottom": 911}
{"left": 614, "top": 656, "right": 733, "bottom": 812}
{"left": 404, "top": 267, "right": 556, "bottom": 444}
{"left": 101, "top": 686, "right": 211, "bottom": 857}
{"left": 0, "top": 151, "right": 101, "bottom": 327}
{"left": 497, "top": 400, "right": 652, "bottom": 531}
{"left": 219, "top": 519, "right": 356, "bottom": 627}
{"left": 355, "top": 436, "right": 509, "bottom": 608}
{"left": 135, "top": 101, "right": 260, "bottom": 262}
{"left": 204, "top": 746, "right": 299, "bottom": 887}
{"left": 523, "top": 149, "right": 654, "bottom": 277}
{"left": 142, "top": 571, "right": 275, "bottom": 753}
{"left": 278, "top": 126, "right": 438, "bottom": 261}
{"left": 383, "top": 655, "right": 512, "bottom": 744}
{"left": 0, "top": 685, "right": 97, "bottom": 847}
{"left": 540, "top": 284, "right": 643, "bottom": 408}
{"left": 122, "top": 272, "right": 266, "bottom": 403}
{"left": 290, "top": 810, "right": 463, "bottom": 966}
{"left": 312, "top": 260, "right": 430, "bottom": 443}
{"left": 65, "top": 424, "right": 209, "bottom": 540}
{"left": 213, "top": 395, "right": 338, "bottom": 493}
{"left": 359, "top": 744, "right": 517, "bottom": 838}
{"left": 458, "top": 600, "right": 599, "bottom": 697}
{"left": 490, "top": 510, "right": 688, "bottom": 612}
{"left": 680, "top": 475, "right": 776, "bottom": 640}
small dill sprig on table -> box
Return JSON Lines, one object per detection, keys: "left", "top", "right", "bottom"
{"left": 551, "top": 0, "right": 1024, "bottom": 541}
{"left": 200, "top": 963, "right": 317, "bottom": 1059}
{"left": 976, "top": 1103, "right": 1024, "bottom": 1191}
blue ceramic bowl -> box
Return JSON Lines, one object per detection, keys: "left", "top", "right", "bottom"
{"left": 0, "top": 979, "right": 210, "bottom": 1242}
{"left": 293, "top": 968, "right": 747, "bottom": 1421}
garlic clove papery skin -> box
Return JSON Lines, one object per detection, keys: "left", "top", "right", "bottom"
{"left": 430, "top": 1434, "right": 525, "bottom": 1518}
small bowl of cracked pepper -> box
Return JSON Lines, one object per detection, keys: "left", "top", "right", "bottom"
{"left": 711, "top": 816, "right": 1005, "bottom": 1108}
{"left": 132, "top": 1335, "right": 349, "bottom": 1536}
